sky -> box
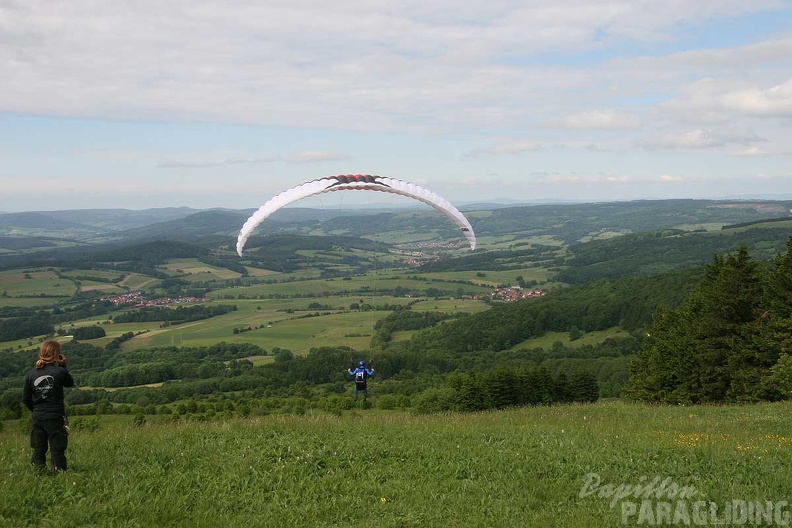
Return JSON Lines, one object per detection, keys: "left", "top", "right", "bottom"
{"left": 2, "top": 0, "right": 792, "bottom": 212}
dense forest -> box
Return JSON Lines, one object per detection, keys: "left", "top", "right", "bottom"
{"left": 558, "top": 225, "right": 791, "bottom": 284}
{"left": 626, "top": 238, "right": 792, "bottom": 403}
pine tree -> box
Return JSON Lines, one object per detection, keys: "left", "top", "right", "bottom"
{"left": 626, "top": 244, "right": 767, "bottom": 403}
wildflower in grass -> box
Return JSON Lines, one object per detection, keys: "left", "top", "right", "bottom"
{"left": 674, "top": 433, "right": 728, "bottom": 448}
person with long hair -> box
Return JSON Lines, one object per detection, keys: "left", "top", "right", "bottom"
{"left": 22, "top": 340, "right": 74, "bottom": 474}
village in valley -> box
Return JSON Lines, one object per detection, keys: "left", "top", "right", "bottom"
{"left": 489, "top": 285, "right": 547, "bottom": 302}
{"left": 99, "top": 291, "right": 207, "bottom": 308}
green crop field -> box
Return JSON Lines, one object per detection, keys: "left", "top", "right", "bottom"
{"left": 209, "top": 274, "right": 494, "bottom": 300}
{"left": 119, "top": 309, "right": 393, "bottom": 354}
{"left": 160, "top": 259, "right": 243, "bottom": 281}
{"left": 1, "top": 293, "right": 482, "bottom": 353}
{"left": 1, "top": 401, "right": 789, "bottom": 527}
{"left": 117, "top": 273, "right": 160, "bottom": 290}
{"left": 509, "top": 328, "right": 632, "bottom": 351}
{"left": 0, "top": 297, "right": 58, "bottom": 309}
{"left": 76, "top": 281, "right": 126, "bottom": 294}
{"left": 0, "top": 270, "right": 76, "bottom": 297}
{"left": 422, "top": 268, "right": 552, "bottom": 287}
{"left": 408, "top": 299, "right": 490, "bottom": 315}
{"left": 59, "top": 269, "right": 123, "bottom": 281}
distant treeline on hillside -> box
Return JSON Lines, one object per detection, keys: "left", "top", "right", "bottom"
{"left": 113, "top": 304, "right": 236, "bottom": 324}
{"left": 558, "top": 226, "right": 791, "bottom": 284}
{"left": 402, "top": 268, "right": 703, "bottom": 355}
{"left": 241, "top": 234, "right": 391, "bottom": 272}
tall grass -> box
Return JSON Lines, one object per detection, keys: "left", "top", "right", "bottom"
{"left": 1, "top": 401, "right": 790, "bottom": 527}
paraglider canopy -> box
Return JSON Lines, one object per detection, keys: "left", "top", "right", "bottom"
{"left": 236, "top": 174, "right": 477, "bottom": 256}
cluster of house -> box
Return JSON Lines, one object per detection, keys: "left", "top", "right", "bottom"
{"left": 99, "top": 291, "right": 206, "bottom": 308}
{"left": 459, "top": 286, "right": 547, "bottom": 302}
{"left": 490, "top": 286, "right": 547, "bottom": 302}
{"left": 402, "top": 257, "right": 437, "bottom": 267}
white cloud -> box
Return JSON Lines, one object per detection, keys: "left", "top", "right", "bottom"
{"left": 3, "top": 2, "right": 792, "bottom": 209}
{"left": 656, "top": 76, "right": 792, "bottom": 130}
{"left": 0, "top": 1, "right": 787, "bottom": 134}
{"left": 613, "top": 36, "right": 792, "bottom": 73}
{"left": 729, "top": 145, "right": 792, "bottom": 157}
{"left": 544, "top": 109, "right": 642, "bottom": 130}
{"left": 641, "top": 128, "right": 765, "bottom": 149}
{"left": 283, "top": 151, "right": 351, "bottom": 163}
{"left": 659, "top": 174, "right": 684, "bottom": 182}
{"left": 466, "top": 141, "right": 543, "bottom": 157}
{"left": 158, "top": 151, "right": 350, "bottom": 168}
{"left": 532, "top": 171, "right": 634, "bottom": 185}
{"left": 719, "top": 79, "right": 792, "bottom": 117}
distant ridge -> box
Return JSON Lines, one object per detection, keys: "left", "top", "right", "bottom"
{"left": 40, "top": 207, "right": 199, "bottom": 231}
{"left": 0, "top": 211, "right": 92, "bottom": 230}
{"left": 110, "top": 209, "right": 251, "bottom": 241}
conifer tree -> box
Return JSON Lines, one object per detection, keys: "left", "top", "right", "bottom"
{"left": 627, "top": 244, "right": 772, "bottom": 402}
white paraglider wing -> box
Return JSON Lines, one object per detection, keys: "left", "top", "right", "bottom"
{"left": 236, "top": 174, "right": 477, "bottom": 256}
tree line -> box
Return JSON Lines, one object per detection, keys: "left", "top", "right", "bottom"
{"left": 626, "top": 238, "right": 792, "bottom": 403}
{"left": 113, "top": 304, "right": 236, "bottom": 324}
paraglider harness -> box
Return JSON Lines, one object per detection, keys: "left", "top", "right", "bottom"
{"left": 350, "top": 360, "right": 373, "bottom": 390}
{"left": 354, "top": 369, "right": 368, "bottom": 389}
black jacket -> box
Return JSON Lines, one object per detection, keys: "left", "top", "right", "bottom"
{"left": 23, "top": 363, "right": 75, "bottom": 421}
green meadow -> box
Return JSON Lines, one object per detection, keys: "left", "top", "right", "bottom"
{"left": 1, "top": 401, "right": 790, "bottom": 527}
{"left": 117, "top": 273, "right": 161, "bottom": 290}
{"left": 509, "top": 328, "right": 633, "bottom": 352}
{"left": 118, "top": 309, "right": 390, "bottom": 354}
{"left": 422, "top": 268, "right": 551, "bottom": 288}
{"left": 0, "top": 270, "right": 75, "bottom": 298}
{"left": 23, "top": 295, "right": 489, "bottom": 356}
{"left": 0, "top": 297, "right": 58, "bottom": 309}
{"left": 160, "top": 258, "right": 244, "bottom": 281}
{"left": 208, "top": 274, "right": 494, "bottom": 299}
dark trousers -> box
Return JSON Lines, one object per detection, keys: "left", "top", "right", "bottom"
{"left": 353, "top": 383, "right": 368, "bottom": 400}
{"left": 30, "top": 418, "right": 69, "bottom": 472}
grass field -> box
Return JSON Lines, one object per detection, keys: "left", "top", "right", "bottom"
{"left": 1, "top": 400, "right": 790, "bottom": 527}
{"left": 76, "top": 282, "right": 126, "bottom": 294}
{"left": 476, "top": 234, "right": 566, "bottom": 250}
{"left": 422, "top": 268, "right": 552, "bottom": 288}
{"left": 0, "top": 270, "right": 76, "bottom": 297}
{"left": 0, "top": 294, "right": 490, "bottom": 354}
{"left": 408, "top": 299, "right": 491, "bottom": 315}
{"left": 118, "top": 309, "right": 391, "bottom": 354}
{"left": 0, "top": 297, "right": 58, "bottom": 309}
{"left": 114, "top": 274, "right": 157, "bottom": 291}
{"left": 209, "top": 274, "right": 494, "bottom": 300}
{"left": 160, "top": 259, "right": 243, "bottom": 281}
{"left": 510, "top": 328, "right": 632, "bottom": 351}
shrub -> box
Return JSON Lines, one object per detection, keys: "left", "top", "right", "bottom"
{"left": 70, "top": 416, "right": 100, "bottom": 433}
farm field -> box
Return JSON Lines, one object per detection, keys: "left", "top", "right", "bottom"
{"left": 408, "top": 298, "right": 491, "bottom": 314}
{"left": 0, "top": 269, "right": 75, "bottom": 298}
{"left": 118, "top": 309, "right": 394, "bottom": 354}
{"left": 1, "top": 400, "right": 789, "bottom": 527}
{"left": 0, "top": 290, "right": 490, "bottom": 354}
{"left": 208, "top": 274, "right": 495, "bottom": 299}
{"left": 509, "top": 328, "right": 633, "bottom": 352}
{"left": 160, "top": 258, "right": 243, "bottom": 281}
{"left": 421, "top": 267, "right": 552, "bottom": 287}
{"left": 0, "top": 297, "right": 59, "bottom": 309}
